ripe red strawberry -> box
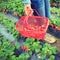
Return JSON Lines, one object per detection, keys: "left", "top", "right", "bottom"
{"left": 21, "top": 46, "right": 29, "bottom": 51}
{"left": 11, "top": 42, "right": 15, "bottom": 46}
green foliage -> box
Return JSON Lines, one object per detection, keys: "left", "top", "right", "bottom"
{"left": 50, "top": 7, "right": 60, "bottom": 27}
{"left": 0, "top": 36, "right": 58, "bottom": 60}
{"left": 0, "top": 34, "right": 30, "bottom": 60}
{"left": 0, "top": 37, "right": 24, "bottom": 60}
{"left": 43, "top": 43, "right": 57, "bottom": 55}
{"left": 50, "top": 15, "right": 60, "bottom": 27}
{"left": 18, "top": 52, "right": 30, "bottom": 60}
{"left": 48, "top": 55, "right": 55, "bottom": 60}
{"left": 38, "top": 51, "right": 46, "bottom": 59}
{"left": 0, "top": 39, "right": 15, "bottom": 60}
{"left": 55, "top": 18, "right": 60, "bottom": 27}
{"left": 0, "top": 34, "right": 4, "bottom": 41}
{"left": 26, "top": 38, "right": 35, "bottom": 45}
{"left": 0, "top": 13, "right": 20, "bottom": 39}
{"left": 25, "top": 38, "right": 42, "bottom": 53}
{"left": 32, "top": 41, "right": 41, "bottom": 53}
{"left": 24, "top": 38, "right": 58, "bottom": 60}
{"left": 50, "top": 0, "right": 60, "bottom": 3}
{"left": 37, "top": 43, "right": 57, "bottom": 60}
{"left": 50, "top": 7, "right": 60, "bottom": 15}
{"left": 0, "top": 0, "right": 24, "bottom": 16}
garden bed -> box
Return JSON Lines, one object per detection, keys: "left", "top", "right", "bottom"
{"left": 0, "top": 0, "right": 60, "bottom": 60}
{"left": 0, "top": 0, "right": 24, "bottom": 17}
{"left": 0, "top": 13, "right": 21, "bottom": 40}
{"left": 0, "top": 36, "right": 59, "bottom": 60}
{"left": 0, "top": 13, "right": 60, "bottom": 60}
{"left": 49, "top": 9, "right": 60, "bottom": 38}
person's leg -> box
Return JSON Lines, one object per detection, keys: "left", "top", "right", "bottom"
{"left": 44, "top": 0, "right": 56, "bottom": 43}
{"left": 31, "top": 0, "right": 45, "bottom": 17}
{"left": 31, "top": 0, "right": 56, "bottom": 43}
{"left": 44, "top": 0, "right": 51, "bottom": 18}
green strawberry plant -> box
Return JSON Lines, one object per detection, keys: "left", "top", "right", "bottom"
{"left": 38, "top": 43, "right": 57, "bottom": 60}
{"left": 0, "top": 13, "right": 20, "bottom": 39}
{"left": 21, "top": 38, "right": 58, "bottom": 60}
{"left": 0, "top": 35, "right": 24, "bottom": 60}
{"left": 50, "top": 7, "right": 60, "bottom": 15}
{"left": 50, "top": 0, "right": 60, "bottom": 3}
{"left": 0, "top": 34, "right": 21, "bottom": 60}
{"left": 55, "top": 18, "right": 60, "bottom": 27}
{"left": 50, "top": 16, "right": 60, "bottom": 27}
{"left": 48, "top": 55, "right": 55, "bottom": 60}
{"left": 18, "top": 52, "right": 30, "bottom": 60}
{"left": 0, "top": 39, "right": 15, "bottom": 60}
{"left": 0, "top": 0, "right": 24, "bottom": 16}
{"left": 32, "top": 41, "right": 42, "bottom": 53}
{"left": 0, "top": 35, "right": 58, "bottom": 60}
{"left": 50, "top": 7, "right": 57, "bottom": 14}
{"left": 0, "top": 35, "right": 31, "bottom": 60}
{"left": 0, "top": 34, "right": 4, "bottom": 41}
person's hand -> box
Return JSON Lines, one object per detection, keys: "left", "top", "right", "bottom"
{"left": 24, "top": 4, "right": 33, "bottom": 16}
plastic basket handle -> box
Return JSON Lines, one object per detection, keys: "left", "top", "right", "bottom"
{"left": 27, "top": 9, "right": 40, "bottom": 16}
{"left": 26, "top": 7, "right": 39, "bottom": 16}
{"left": 33, "top": 9, "right": 40, "bottom": 16}
{"left": 24, "top": 9, "right": 40, "bottom": 25}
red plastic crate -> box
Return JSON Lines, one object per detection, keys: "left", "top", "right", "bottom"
{"left": 15, "top": 15, "right": 49, "bottom": 40}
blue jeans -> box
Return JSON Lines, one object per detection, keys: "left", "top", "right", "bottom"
{"left": 31, "top": 0, "right": 50, "bottom": 18}
{"left": 44, "top": 0, "right": 50, "bottom": 18}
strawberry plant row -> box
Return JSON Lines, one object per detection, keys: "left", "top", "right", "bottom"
{"left": 0, "top": 36, "right": 23, "bottom": 60}
{"left": 50, "top": 16, "right": 60, "bottom": 26}
{"left": 2, "top": 13, "right": 19, "bottom": 23}
{"left": 0, "top": 32, "right": 58, "bottom": 60}
{"left": 50, "top": 15, "right": 60, "bottom": 31}
{"left": 50, "top": 7, "right": 60, "bottom": 17}
{"left": 20, "top": 38, "right": 58, "bottom": 60}
{"left": 0, "top": 0, "right": 24, "bottom": 16}
{"left": 0, "top": 13, "right": 20, "bottom": 39}
{"left": 0, "top": 34, "right": 4, "bottom": 41}
{"left": 0, "top": 37, "right": 57, "bottom": 60}
{"left": 0, "top": 24, "right": 15, "bottom": 42}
